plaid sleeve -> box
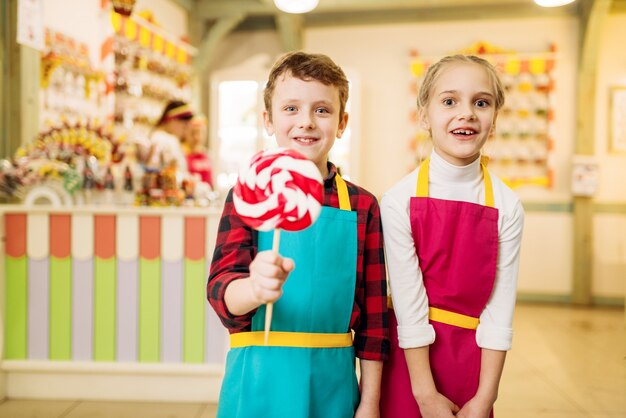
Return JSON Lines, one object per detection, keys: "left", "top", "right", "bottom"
{"left": 349, "top": 185, "right": 390, "bottom": 361}
{"left": 207, "top": 188, "right": 257, "bottom": 333}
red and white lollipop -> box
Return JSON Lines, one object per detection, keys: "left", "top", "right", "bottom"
{"left": 233, "top": 148, "right": 324, "bottom": 343}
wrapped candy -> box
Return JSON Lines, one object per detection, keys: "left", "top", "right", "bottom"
{"left": 234, "top": 148, "right": 323, "bottom": 232}
{"left": 233, "top": 148, "right": 324, "bottom": 343}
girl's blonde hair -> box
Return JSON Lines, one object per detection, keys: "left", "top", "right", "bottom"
{"left": 417, "top": 55, "right": 505, "bottom": 112}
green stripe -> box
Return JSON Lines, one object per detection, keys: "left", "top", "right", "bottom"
{"left": 593, "top": 203, "right": 626, "bottom": 214}
{"left": 139, "top": 258, "right": 160, "bottom": 362}
{"left": 94, "top": 257, "right": 116, "bottom": 361}
{"left": 5, "top": 256, "right": 27, "bottom": 359}
{"left": 184, "top": 259, "right": 206, "bottom": 363}
{"left": 521, "top": 201, "right": 626, "bottom": 214}
{"left": 50, "top": 257, "right": 72, "bottom": 360}
{"left": 523, "top": 202, "right": 573, "bottom": 213}
{"left": 516, "top": 292, "right": 571, "bottom": 304}
{"left": 517, "top": 293, "right": 624, "bottom": 307}
{"left": 591, "top": 296, "right": 625, "bottom": 307}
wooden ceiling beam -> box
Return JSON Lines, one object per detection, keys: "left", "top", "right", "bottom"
{"left": 170, "top": 0, "right": 196, "bottom": 13}
{"left": 194, "top": 13, "right": 247, "bottom": 72}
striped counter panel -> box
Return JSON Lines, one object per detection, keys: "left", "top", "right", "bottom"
{"left": 4, "top": 212, "right": 227, "bottom": 364}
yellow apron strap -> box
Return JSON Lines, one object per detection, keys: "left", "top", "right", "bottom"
{"left": 415, "top": 157, "right": 494, "bottom": 208}
{"left": 429, "top": 307, "right": 480, "bottom": 330}
{"left": 415, "top": 158, "right": 430, "bottom": 197}
{"left": 230, "top": 331, "right": 353, "bottom": 348}
{"left": 481, "top": 163, "right": 494, "bottom": 208}
{"left": 335, "top": 174, "right": 351, "bottom": 211}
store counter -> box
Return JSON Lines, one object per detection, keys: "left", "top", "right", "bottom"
{"left": 0, "top": 204, "right": 229, "bottom": 402}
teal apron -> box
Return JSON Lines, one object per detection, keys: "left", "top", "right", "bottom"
{"left": 217, "top": 175, "right": 359, "bottom": 418}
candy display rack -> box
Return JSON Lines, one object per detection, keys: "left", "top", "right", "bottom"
{"left": 108, "top": 11, "right": 196, "bottom": 141}
{"left": 39, "top": 29, "right": 105, "bottom": 129}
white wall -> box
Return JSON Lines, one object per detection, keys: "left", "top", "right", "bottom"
{"left": 43, "top": 0, "right": 102, "bottom": 67}
{"left": 211, "top": 15, "right": 625, "bottom": 301}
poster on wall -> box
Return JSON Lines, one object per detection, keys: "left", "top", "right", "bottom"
{"left": 408, "top": 41, "right": 556, "bottom": 189}
{"left": 17, "top": 0, "right": 44, "bottom": 51}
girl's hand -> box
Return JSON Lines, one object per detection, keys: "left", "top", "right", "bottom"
{"left": 249, "top": 250, "right": 294, "bottom": 304}
{"left": 456, "top": 395, "right": 493, "bottom": 418}
{"left": 354, "top": 400, "right": 379, "bottom": 418}
{"left": 416, "top": 392, "right": 459, "bottom": 418}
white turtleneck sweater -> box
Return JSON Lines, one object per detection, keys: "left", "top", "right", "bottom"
{"left": 380, "top": 150, "right": 524, "bottom": 351}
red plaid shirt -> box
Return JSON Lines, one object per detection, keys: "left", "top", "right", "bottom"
{"left": 207, "top": 163, "right": 389, "bottom": 361}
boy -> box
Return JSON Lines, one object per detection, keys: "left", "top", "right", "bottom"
{"left": 208, "top": 51, "right": 389, "bottom": 418}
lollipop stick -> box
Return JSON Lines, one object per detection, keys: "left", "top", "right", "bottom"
{"left": 265, "top": 228, "right": 281, "bottom": 345}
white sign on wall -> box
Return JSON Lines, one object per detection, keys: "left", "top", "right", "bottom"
{"left": 17, "top": 0, "right": 44, "bottom": 51}
{"left": 571, "top": 155, "right": 599, "bottom": 197}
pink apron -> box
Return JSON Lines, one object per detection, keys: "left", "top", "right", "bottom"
{"left": 380, "top": 158, "right": 499, "bottom": 417}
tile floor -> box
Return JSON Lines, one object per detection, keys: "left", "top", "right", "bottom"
{"left": 0, "top": 303, "right": 624, "bottom": 418}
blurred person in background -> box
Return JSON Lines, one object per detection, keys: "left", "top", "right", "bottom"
{"left": 182, "top": 114, "right": 214, "bottom": 189}
{"left": 140, "top": 100, "right": 193, "bottom": 176}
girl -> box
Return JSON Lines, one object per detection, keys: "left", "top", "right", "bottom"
{"left": 379, "top": 55, "right": 524, "bottom": 418}
{"left": 182, "top": 114, "right": 214, "bottom": 189}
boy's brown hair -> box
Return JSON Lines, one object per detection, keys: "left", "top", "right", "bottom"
{"left": 264, "top": 51, "right": 350, "bottom": 121}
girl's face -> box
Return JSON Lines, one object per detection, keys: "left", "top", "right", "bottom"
{"left": 263, "top": 73, "right": 348, "bottom": 178}
{"left": 187, "top": 124, "right": 206, "bottom": 147}
{"left": 421, "top": 62, "right": 497, "bottom": 166}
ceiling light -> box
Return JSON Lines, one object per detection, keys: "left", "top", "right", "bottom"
{"left": 273, "top": 0, "right": 319, "bottom": 14}
{"left": 534, "top": 0, "right": 576, "bottom": 7}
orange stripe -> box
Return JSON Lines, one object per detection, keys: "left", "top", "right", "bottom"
{"left": 184, "top": 217, "right": 205, "bottom": 261}
{"left": 94, "top": 215, "right": 116, "bottom": 259}
{"left": 520, "top": 59, "right": 529, "bottom": 73}
{"left": 140, "top": 216, "right": 160, "bottom": 260}
{"left": 49, "top": 214, "right": 71, "bottom": 258}
{"left": 5, "top": 214, "right": 27, "bottom": 257}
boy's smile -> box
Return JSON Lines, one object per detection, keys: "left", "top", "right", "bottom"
{"left": 264, "top": 73, "right": 348, "bottom": 178}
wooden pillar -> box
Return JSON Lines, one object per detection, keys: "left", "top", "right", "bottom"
{"left": 0, "top": 0, "right": 40, "bottom": 159}
{"left": 572, "top": 0, "right": 612, "bottom": 305}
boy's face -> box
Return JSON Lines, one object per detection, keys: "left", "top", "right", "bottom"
{"left": 264, "top": 72, "right": 348, "bottom": 178}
